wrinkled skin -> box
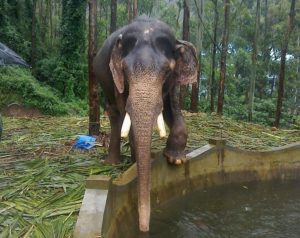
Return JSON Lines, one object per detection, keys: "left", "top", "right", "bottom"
{"left": 94, "top": 16, "right": 198, "bottom": 232}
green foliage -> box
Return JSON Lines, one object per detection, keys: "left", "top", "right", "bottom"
{"left": 0, "top": 67, "right": 68, "bottom": 115}
{"left": 0, "top": 67, "right": 90, "bottom": 116}
{"left": 0, "top": 0, "right": 299, "bottom": 127}
{"left": 116, "top": 4, "right": 128, "bottom": 30}
{"left": 0, "top": 115, "right": 2, "bottom": 140}
{"left": 159, "top": 2, "right": 181, "bottom": 38}
{"left": 35, "top": 57, "right": 60, "bottom": 89}
{"left": 56, "top": 0, "right": 87, "bottom": 100}
{"left": 224, "top": 95, "right": 248, "bottom": 121}
{"left": 253, "top": 98, "right": 276, "bottom": 126}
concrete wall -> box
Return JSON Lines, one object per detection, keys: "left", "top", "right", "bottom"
{"left": 74, "top": 141, "right": 300, "bottom": 238}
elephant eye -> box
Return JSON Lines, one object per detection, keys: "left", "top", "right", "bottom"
{"left": 155, "top": 37, "right": 172, "bottom": 58}
{"left": 122, "top": 36, "right": 137, "bottom": 57}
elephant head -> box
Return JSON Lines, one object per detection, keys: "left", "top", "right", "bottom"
{"left": 109, "top": 18, "right": 198, "bottom": 232}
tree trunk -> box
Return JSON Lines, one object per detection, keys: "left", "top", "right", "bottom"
{"left": 133, "top": 0, "right": 138, "bottom": 19}
{"left": 274, "top": 0, "right": 296, "bottom": 127}
{"left": 127, "top": 0, "right": 133, "bottom": 23}
{"left": 88, "top": 0, "right": 100, "bottom": 136}
{"left": 47, "top": 0, "right": 53, "bottom": 47}
{"left": 190, "top": 0, "right": 204, "bottom": 113}
{"left": 248, "top": 0, "right": 260, "bottom": 122}
{"left": 39, "top": 0, "right": 47, "bottom": 44}
{"left": 105, "top": 3, "right": 108, "bottom": 38}
{"left": 110, "top": 0, "right": 117, "bottom": 34}
{"left": 30, "top": 0, "right": 37, "bottom": 69}
{"left": 217, "top": 0, "right": 230, "bottom": 115}
{"left": 294, "top": 35, "right": 300, "bottom": 117}
{"left": 179, "top": 0, "right": 190, "bottom": 110}
{"left": 210, "top": 0, "right": 219, "bottom": 112}
{"left": 262, "top": 0, "right": 270, "bottom": 62}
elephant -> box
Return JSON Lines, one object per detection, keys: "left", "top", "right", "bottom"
{"left": 94, "top": 16, "right": 198, "bottom": 232}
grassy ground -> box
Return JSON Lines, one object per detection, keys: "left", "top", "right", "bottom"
{"left": 0, "top": 113, "right": 299, "bottom": 237}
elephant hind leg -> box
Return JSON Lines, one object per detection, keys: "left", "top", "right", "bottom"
{"left": 163, "top": 92, "right": 188, "bottom": 165}
{"left": 105, "top": 102, "right": 123, "bottom": 164}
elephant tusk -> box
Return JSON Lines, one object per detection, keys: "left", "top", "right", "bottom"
{"left": 157, "top": 112, "right": 167, "bottom": 138}
{"left": 121, "top": 113, "right": 131, "bottom": 138}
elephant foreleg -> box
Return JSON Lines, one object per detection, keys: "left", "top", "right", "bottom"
{"left": 105, "top": 102, "right": 123, "bottom": 164}
{"left": 163, "top": 86, "right": 187, "bottom": 165}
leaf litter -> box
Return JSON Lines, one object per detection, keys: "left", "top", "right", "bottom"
{"left": 0, "top": 113, "right": 299, "bottom": 237}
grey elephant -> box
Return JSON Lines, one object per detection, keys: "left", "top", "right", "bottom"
{"left": 94, "top": 16, "right": 198, "bottom": 232}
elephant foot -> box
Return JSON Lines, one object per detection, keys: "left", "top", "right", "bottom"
{"left": 103, "top": 155, "right": 122, "bottom": 164}
{"left": 163, "top": 149, "right": 187, "bottom": 165}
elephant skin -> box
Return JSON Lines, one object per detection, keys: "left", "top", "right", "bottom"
{"left": 94, "top": 16, "right": 198, "bottom": 233}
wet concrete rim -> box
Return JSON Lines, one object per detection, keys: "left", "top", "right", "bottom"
{"left": 74, "top": 140, "right": 300, "bottom": 238}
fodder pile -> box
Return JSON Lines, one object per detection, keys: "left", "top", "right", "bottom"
{"left": 0, "top": 114, "right": 299, "bottom": 237}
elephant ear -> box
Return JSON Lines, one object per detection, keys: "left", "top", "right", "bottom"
{"left": 174, "top": 40, "right": 199, "bottom": 85}
{"left": 109, "top": 35, "right": 124, "bottom": 94}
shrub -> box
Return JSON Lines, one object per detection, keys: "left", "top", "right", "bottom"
{"left": 0, "top": 66, "right": 68, "bottom": 115}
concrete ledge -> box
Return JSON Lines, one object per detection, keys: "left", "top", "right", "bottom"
{"left": 74, "top": 141, "right": 300, "bottom": 238}
{"left": 86, "top": 175, "right": 111, "bottom": 190}
{"left": 74, "top": 176, "right": 111, "bottom": 238}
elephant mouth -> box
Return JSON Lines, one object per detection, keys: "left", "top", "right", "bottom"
{"left": 120, "top": 112, "right": 167, "bottom": 138}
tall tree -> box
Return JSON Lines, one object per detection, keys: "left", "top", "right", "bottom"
{"left": 110, "top": 0, "right": 117, "bottom": 34}
{"left": 274, "top": 0, "right": 296, "bottom": 127}
{"left": 248, "top": 0, "right": 260, "bottom": 121}
{"left": 262, "top": 0, "right": 270, "bottom": 63}
{"left": 46, "top": 0, "right": 53, "bottom": 47}
{"left": 179, "top": 0, "right": 190, "bottom": 110}
{"left": 210, "top": 0, "right": 219, "bottom": 112}
{"left": 128, "top": 0, "right": 133, "bottom": 22}
{"left": 133, "top": 0, "right": 138, "bottom": 18}
{"left": 30, "top": 0, "right": 37, "bottom": 69}
{"left": 88, "top": 0, "right": 100, "bottom": 136}
{"left": 295, "top": 35, "right": 300, "bottom": 117}
{"left": 217, "top": 0, "right": 230, "bottom": 115}
{"left": 190, "top": 0, "right": 204, "bottom": 113}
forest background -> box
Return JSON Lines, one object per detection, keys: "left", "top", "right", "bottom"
{"left": 0, "top": 0, "right": 299, "bottom": 128}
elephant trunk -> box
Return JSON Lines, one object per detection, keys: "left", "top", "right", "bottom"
{"left": 135, "top": 125, "right": 152, "bottom": 232}
{"left": 125, "top": 82, "right": 163, "bottom": 232}
{"left": 131, "top": 111, "right": 154, "bottom": 232}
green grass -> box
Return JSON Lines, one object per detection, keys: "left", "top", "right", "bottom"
{"left": 0, "top": 113, "right": 299, "bottom": 237}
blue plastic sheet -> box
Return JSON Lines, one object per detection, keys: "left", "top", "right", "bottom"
{"left": 73, "top": 135, "right": 96, "bottom": 150}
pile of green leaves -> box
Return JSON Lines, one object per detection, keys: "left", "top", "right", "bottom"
{"left": 0, "top": 114, "right": 299, "bottom": 237}
{"left": 0, "top": 116, "right": 130, "bottom": 237}
{"left": 0, "top": 156, "right": 130, "bottom": 238}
